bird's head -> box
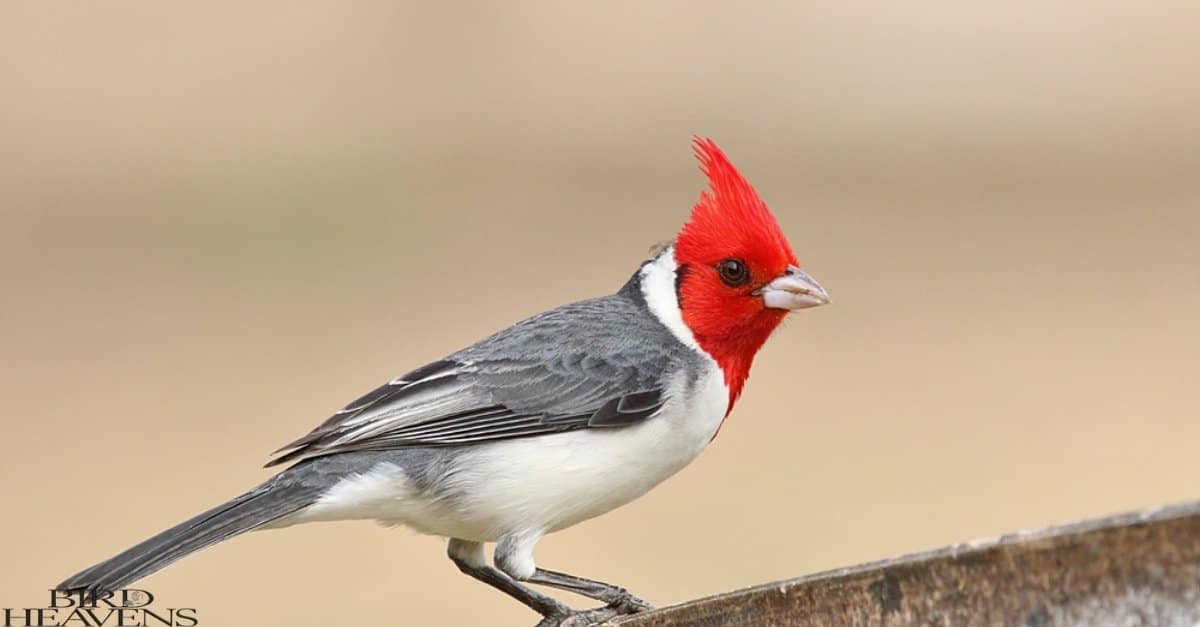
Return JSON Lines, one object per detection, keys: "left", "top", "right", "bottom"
{"left": 673, "top": 138, "right": 829, "bottom": 406}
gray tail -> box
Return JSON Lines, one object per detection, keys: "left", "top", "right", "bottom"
{"left": 57, "top": 475, "right": 322, "bottom": 595}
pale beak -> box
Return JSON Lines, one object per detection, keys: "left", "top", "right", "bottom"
{"left": 756, "top": 265, "right": 831, "bottom": 310}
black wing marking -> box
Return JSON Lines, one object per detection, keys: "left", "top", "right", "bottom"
{"left": 586, "top": 390, "right": 665, "bottom": 427}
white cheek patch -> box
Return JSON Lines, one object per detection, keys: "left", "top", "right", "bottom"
{"left": 639, "top": 246, "right": 702, "bottom": 353}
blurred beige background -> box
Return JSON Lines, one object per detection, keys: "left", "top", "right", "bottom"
{"left": 2, "top": 2, "right": 1199, "bottom": 625}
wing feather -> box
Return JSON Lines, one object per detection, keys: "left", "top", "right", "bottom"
{"left": 266, "top": 294, "right": 687, "bottom": 467}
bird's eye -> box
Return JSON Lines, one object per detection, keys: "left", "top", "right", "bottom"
{"left": 717, "top": 258, "right": 750, "bottom": 286}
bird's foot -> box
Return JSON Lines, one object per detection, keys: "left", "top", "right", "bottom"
{"left": 535, "top": 607, "right": 615, "bottom": 627}
{"left": 603, "top": 590, "right": 652, "bottom": 615}
{"left": 534, "top": 599, "right": 651, "bottom": 627}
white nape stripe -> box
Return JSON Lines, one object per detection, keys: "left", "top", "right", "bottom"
{"left": 639, "top": 246, "right": 702, "bottom": 353}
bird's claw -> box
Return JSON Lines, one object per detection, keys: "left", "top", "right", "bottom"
{"left": 605, "top": 591, "right": 652, "bottom": 614}
{"left": 534, "top": 597, "right": 651, "bottom": 627}
{"left": 535, "top": 607, "right": 618, "bottom": 627}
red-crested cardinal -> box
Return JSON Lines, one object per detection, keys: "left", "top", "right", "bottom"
{"left": 59, "top": 138, "right": 830, "bottom": 625}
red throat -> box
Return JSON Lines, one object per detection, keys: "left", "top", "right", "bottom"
{"left": 674, "top": 138, "right": 798, "bottom": 414}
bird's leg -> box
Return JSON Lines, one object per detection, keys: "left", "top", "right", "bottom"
{"left": 447, "top": 539, "right": 570, "bottom": 618}
{"left": 524, "top": 568, "right": 652, "bottom": 614}
{"left": 494, "top": 533, "right": 651, "bottom": 617}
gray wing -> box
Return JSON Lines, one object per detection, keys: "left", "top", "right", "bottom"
{"left": 266, "top": 294, "right": 686, "bottom": 467}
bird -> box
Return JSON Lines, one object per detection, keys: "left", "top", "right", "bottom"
{"left": 57, "top": 137, "right": 830, "bottom": 626}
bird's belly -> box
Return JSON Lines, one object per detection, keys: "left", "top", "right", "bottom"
{"left": 279, "top": 365, "right": 729, "bottom": 542}
{"left": 438, "top": 365, "right": 729, "bottom": 539}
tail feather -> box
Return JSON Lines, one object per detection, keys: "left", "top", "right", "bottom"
{"left": 58, "top": 477, "right": 322, "bottom": 595}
